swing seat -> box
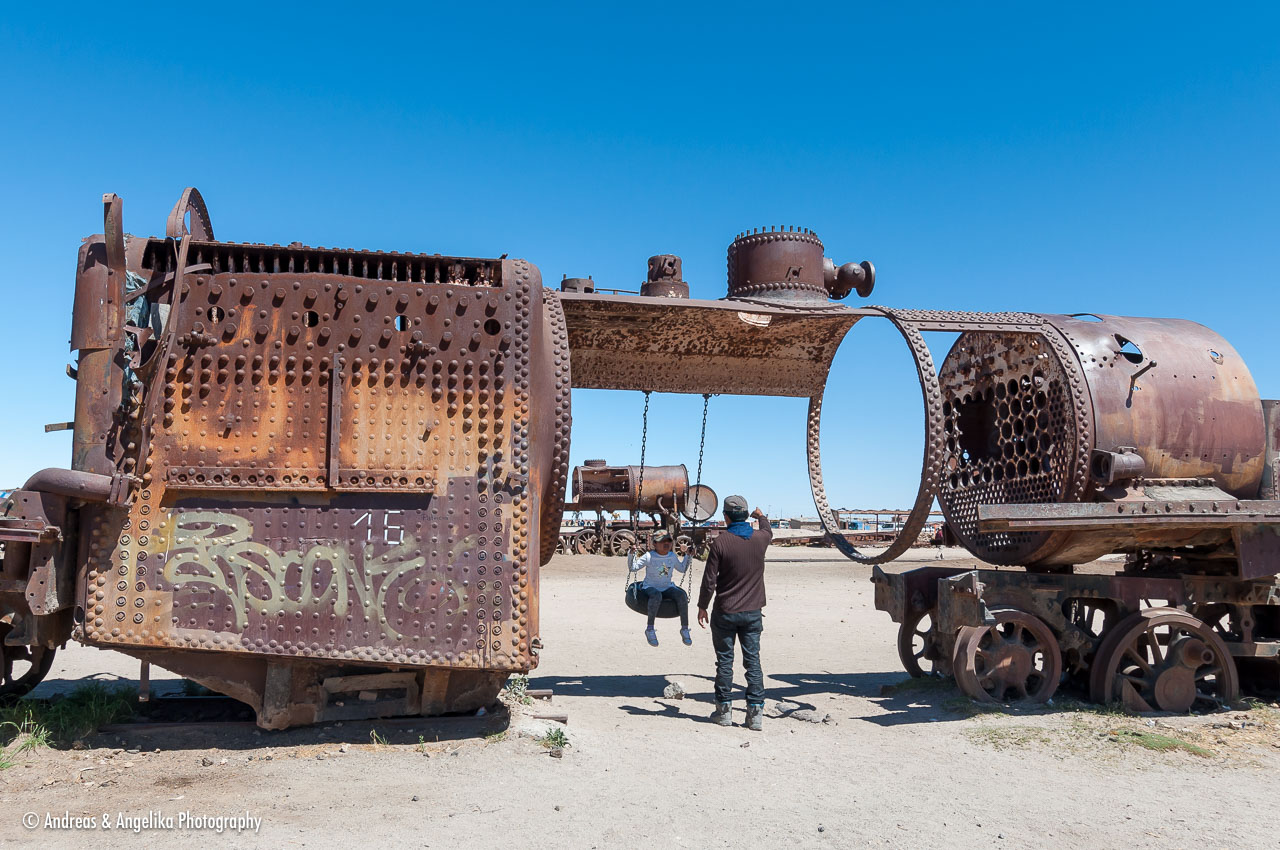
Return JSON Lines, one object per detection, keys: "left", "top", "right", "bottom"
{"left": 625, "top": 582, "right": 686, "bottom": 619}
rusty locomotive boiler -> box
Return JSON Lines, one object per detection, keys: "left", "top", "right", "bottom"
{"left": 1, "top": 187, "right": 1277, "bottom": 727}
{"left": 871, "top": 315, "right": 1280, "bottom": 711}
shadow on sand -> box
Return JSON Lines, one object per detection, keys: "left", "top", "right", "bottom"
{"left": 533, "top": 670, "right": 987, "bottom": 727}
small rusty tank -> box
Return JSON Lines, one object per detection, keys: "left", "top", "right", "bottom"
{"left": 571, "top": 461, "right": 718, "bottom": 522}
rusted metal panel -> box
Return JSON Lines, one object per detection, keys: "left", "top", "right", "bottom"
{"left": 1234, "top": 524, "right": 1280, "bottom": 580}
{"left": 560, "top": 293, "right": 864, "bottom": 396}
{"left": 80, "top": 234, "right": 548, "bottom": 688}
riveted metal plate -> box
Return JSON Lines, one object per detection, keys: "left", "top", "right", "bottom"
{"left": 83, "top": 242, "right": 546, "bottom": 675}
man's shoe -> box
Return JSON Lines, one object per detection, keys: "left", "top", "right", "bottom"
{"left": 711, "top": 703, "right": 733, "bottom": 727}
{"left": 745, "top": 704, "right": 764, "bottom": 731}
{"left": 645, "top": 628, "right": 659, "bottom": 647}
{"left": 680, "top": 627, "right": 692, "bottom": 646}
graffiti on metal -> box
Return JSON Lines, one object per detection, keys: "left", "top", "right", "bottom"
{"left": 161, "top": 509, "right": 486, "bottom": 641}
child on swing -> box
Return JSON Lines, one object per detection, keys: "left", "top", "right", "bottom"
{"left": 629, "top": 530, "right": 693, "bottom": 647}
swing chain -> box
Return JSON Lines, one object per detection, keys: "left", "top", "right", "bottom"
{"left": 635, "top": 390, "right": 650, "bottom": 530}
{"left": 622, "top": 390, "right": 652, "bottom": 574}
{"left": 679, "top": 393, "right": 713, "bottom": 597}
{"left": 692, "top": 393, "right": 711, "bottom": 522}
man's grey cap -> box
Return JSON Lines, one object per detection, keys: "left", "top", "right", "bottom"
{"left": 723, "top": 495, "right": 748, "bottom": 513}
{"left": 654, "top": 530, "right": 673, "bottom": 542}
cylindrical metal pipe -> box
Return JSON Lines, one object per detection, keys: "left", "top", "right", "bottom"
{"left": 23, "top": 468, "right": 114, "bottom": 502}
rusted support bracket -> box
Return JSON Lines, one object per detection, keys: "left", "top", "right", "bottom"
{"left": 0, "top": 518, "right": 61, "bottom": 544}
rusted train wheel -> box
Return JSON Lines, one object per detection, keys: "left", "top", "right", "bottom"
{"left": 573, "top": 529, "right": 601, "bottom": 555}
{"left": 897, "top": 609, "right": 947, "bottom": 678}
{"left": 1088, "top": 608, "right": 1238, "bottom": 713}
{"left": 0, "top": 627, "right": 56, "bottom": 701}
{"left": 608, "top": 529, "right": 637, "bottom": 557}
{"left": 952, "top": 608, "right": 1061, "bottom": 704}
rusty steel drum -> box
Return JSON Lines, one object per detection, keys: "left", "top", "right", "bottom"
{"left": 935, "top": 314, "right": 1266, "bottom": 567}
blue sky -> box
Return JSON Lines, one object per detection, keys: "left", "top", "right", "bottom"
{"left": 1, "top": 4, "right": 1276, "bottom": 515}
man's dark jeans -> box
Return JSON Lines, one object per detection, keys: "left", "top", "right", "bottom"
{"left": 710, "top": 609, "right": 764, "bottom": 705}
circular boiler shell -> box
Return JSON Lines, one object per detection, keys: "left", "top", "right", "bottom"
{"left": 1047, "top": 314, "right": 1265, "bottom": 496}
{"left": 936, "top": 314, "right": 1264, "bottom": 568}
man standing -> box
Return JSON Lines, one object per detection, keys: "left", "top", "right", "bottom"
{"left": 697, "top": 495, "right": 772, "bottom": 731}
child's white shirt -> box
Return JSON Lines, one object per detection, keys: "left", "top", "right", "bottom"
{"left": 633, "top": 550, "right": 687, "bottom": 591}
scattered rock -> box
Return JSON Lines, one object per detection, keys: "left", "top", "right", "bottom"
{"left": 412, "top": 795, "right": 420, "bottom": 802}
{"left": 740, "top": 741, "right": 750, "bottom": 748}
{"left": 663, "top": 682, "right": 686, "bottom": 700}
{"left": 316, "top": 754, "right": 327, "bottom": 760}
{"left": 121, "top": 761, "right": 135, "bottom": 768}
{"left": 818, "top": 825, "right": 825, "bottom": 833}
{"left": 339, "top": 744, "right": 350, "bottom": 753}
{"left": 219, "top": 758, "right": 228, "bottom": 765}
{"left": 555, "top": 806, "right": 562, "bottom": 812}
{"left": 200, "top": 757, "right": 214, "bottom": 767}
{"left": 549, "top": 746, "right": 564, "bottom": 759}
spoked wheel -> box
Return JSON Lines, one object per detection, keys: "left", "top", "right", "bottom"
{"left": 0, "top": 629, "right": 56, "bottom": 702}
{"left": 953, "top": 608, "right": 1062, "bottom": 704}
{"left": 1088, "top": 607, "right": 1239, "bottom": 713}
{"left": 608, "top": 529, "right": 637, "bottom": 557}
{"left": 897, "top": 608, "right": 948, "bottom": 677}
{"left": 572, "top": 530, "right": 601, "bottom": 555}
{"left": 674, "top": 534, "right": 693, "bottom": 558}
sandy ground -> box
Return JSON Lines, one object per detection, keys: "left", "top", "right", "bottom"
{"left": 2, "top": 547, "right": 1278, "bottom": 849}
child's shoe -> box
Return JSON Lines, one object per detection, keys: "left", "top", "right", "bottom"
{"left": 680, "top": 627, "right": 692, "bottom": 646}
{"left": 645, "top": 627, "right": 659, "bottom": 647}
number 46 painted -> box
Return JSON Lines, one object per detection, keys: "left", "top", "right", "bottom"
{"left": 352, "top": 510, "right": 404, "bottom": 545}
